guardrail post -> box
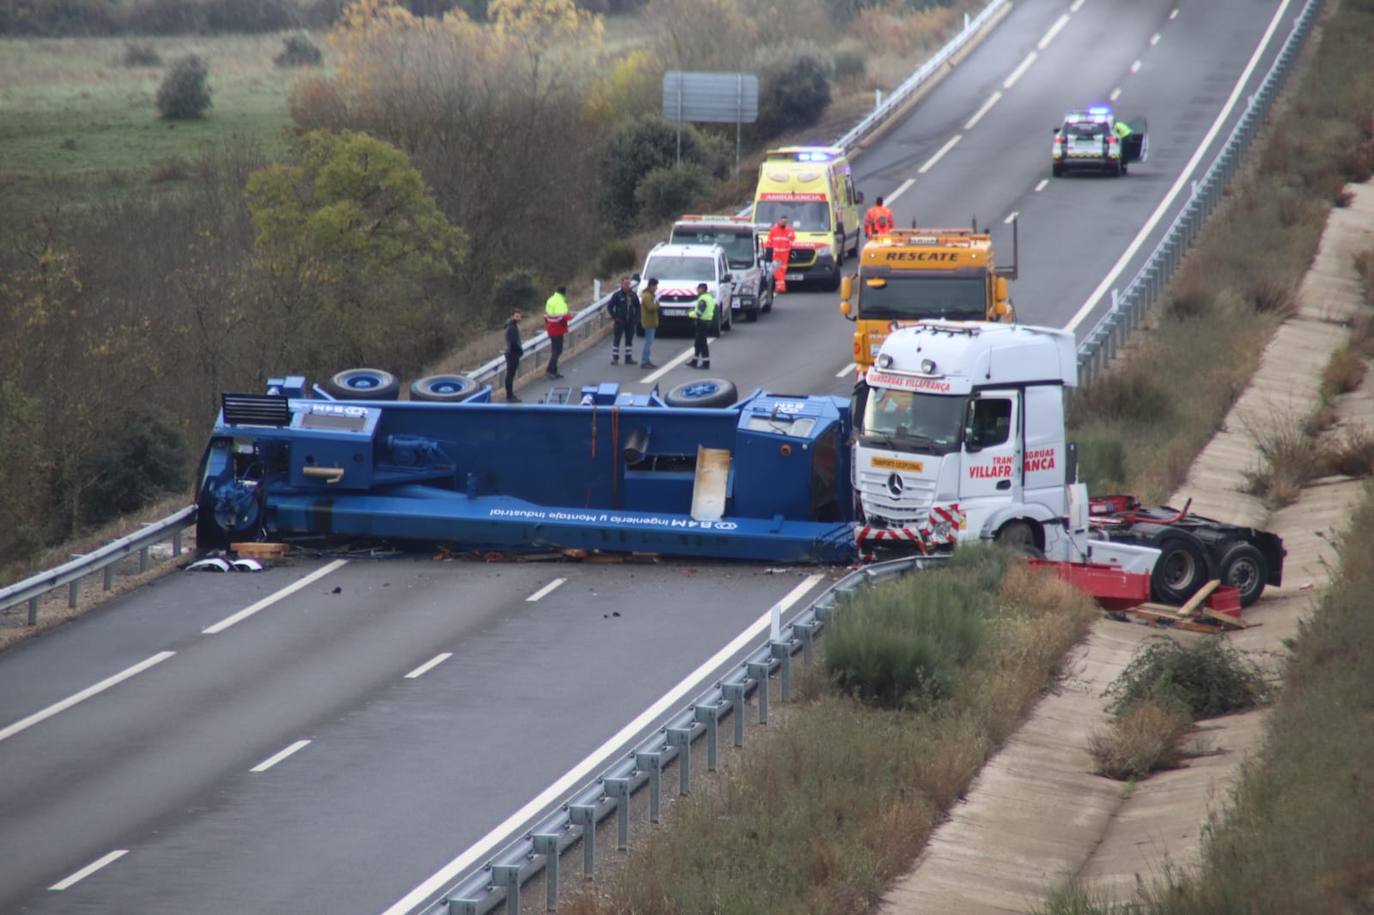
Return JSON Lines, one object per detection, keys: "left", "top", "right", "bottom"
{"left": 173, "top": 529, "right": 183, "bottom": 557}
{"left": 635, "top": 751, "right": 664, "bottom": 822}
{"left": 770, "top": 641, "right": 792, "bottom": 701}
{"left": 794, "top": 620, "right": 819, "bottom": 665}
{"left": 532, "top": 833, "right": 560, "bottom": 911}
{"left": 694, "top": 704, "right": 720, "bottom": 772}
{"left": 447, "top": 897, "right": 479, "bottom": 915}
{"left": 721, "top": 683, "right": 747, "bottom": 748}
{"left": 139, "top": 545, "right": 149, "bottom": 573}
{"left": 104, "top": 565, "right": 114, "bottom": 591}
{"left": 667, "top": 727, "right": 692, "bottom": 795}
{"left": 68, "top": 580, "right": 79, "bottom": 609}
{"left": 569, "top": 804, "right": 597, "bottom": 879}
{"left": 605, "top": 777, "right": 631, "bottom": 850}
{"left": 747, "top": 661, "right": 770, "bottom": 724}
{"left": 492, "top": 864, "right": 521, "bottom": 915}
{"left": 27, "top": 597, "right": 38, "bottom": 626}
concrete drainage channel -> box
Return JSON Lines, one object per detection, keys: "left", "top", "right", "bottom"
{"left": 430, "top": 557, "right": 945, "bottom": 915}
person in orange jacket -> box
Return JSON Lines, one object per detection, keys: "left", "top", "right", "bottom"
{"left": 864, "top": 195, "right": 894, "bottom": 240}
{"left": 766, "top": 216, "right": 796, "bottom": 293}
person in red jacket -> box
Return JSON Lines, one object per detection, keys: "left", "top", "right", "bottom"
{"left": 864, "top": 196, "right": 894, "bottom": 240}
{"left": 766, "top": 216, "right": 796, "bottom": 293}
{"left": 544, "top": 285, "right": 573, "bottom": 379}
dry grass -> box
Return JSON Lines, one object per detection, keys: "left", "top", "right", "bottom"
{"left": 1089, "top": 699, "right": 1193, "bottom": 781}
{"left": 564, "top": 557, "right": 1099, "bottom": 915}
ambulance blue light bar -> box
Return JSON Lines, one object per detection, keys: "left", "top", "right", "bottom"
{"left": 795, "top": 151, "right": 833, "bottom": 162}
{"left": 1088, "top": 106, "right": 1112, "bottom": 116}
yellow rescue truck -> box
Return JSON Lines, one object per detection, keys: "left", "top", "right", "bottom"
{"left": 839, "top": 225, "right": 1018, "bottom": 372}
{"left": 751, "top": 146, "right": 863, "bottom": 290}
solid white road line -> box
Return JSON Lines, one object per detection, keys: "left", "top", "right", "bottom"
{"left": 886, "top": 177, "right": 916, "bottom": 204}
{"left": 1151, "top": 32, "right": 1161, "bottom": 46}
{"left": 1130, "top": 59, "right": 1142, "bottom": 74}
{"left": 1003, "top": 51, "right": 1037, "bottom": 89}
{"left": 202, "top": 559, "right": 349, "bottom": 635}
{"left": 1034, "top": 179, "right": 1049, "bottom": 192}
{"left": 1003, "top": 211, "right": 1019, "bottom": 225}
{"left": 525, "top": 577, "right": 567, "bottom": 603}
{"left": 641, "top": 338, "right": 718, "bottom": 386}
{"left": 918, "top": 135, "right": 962, "bottom": 174}
{"left": 404, "top": 653, "right": 453, "bottom": 680}
{"left": 1071, "top": 0, "right": 1086, "bottom": 11}
{"left": 0, "top": 651, "right": 175, "bottom": 743}
{"left": 250, "top": 739, "right": 311, "bottom": 773}
{"left": 1066, "top": 0, "right": 1294, "bottom": 333}
{"left": 1038, "top": 13, "right": 1071, "bottom": 51}
{"left": 836, "top": 363, "right": 856, "bottom": 378}
{"left": 1110, "top": 87, "right": 1122, "bottom": 101}
{"left": 49, "top": 850, "right": 128, "bottom": 891}
{"left": 963, "top": 91, "right": 1002, "bottom": 130}
{"left": 381, "top": 573, "right": 826, "bottom": 915}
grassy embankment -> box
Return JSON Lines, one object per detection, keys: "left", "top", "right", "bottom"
{"left": 564, "top": 1, "right": 1374, "bottom": 911}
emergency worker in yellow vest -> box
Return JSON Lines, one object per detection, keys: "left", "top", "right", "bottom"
{"left": 687, "top": 282, "right": 715, "bottom": 371}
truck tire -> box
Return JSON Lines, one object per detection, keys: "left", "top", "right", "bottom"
{"left": 1219, "top": 542, "right": 1268, "bottom": 608}
{"left": 745, "top": 305, "right": 759, "bottom": 323}
{"left": 1150, "top": 536, "right": 1210, "bottom": 605}
{"left": 410, "top": 374, "right": 480, "bottom": 403}
{"left": 665, "top": 378, "right": 738, "bottom": 408}
{"left": 327, "top": 368, "right": 399, "bottom": 401}
{"left": 1052, "top": 163, "right": 1064, "bottom": 178}
{"left": 995, "top": 519, "right": 1040, "bottom": 554}
{"left": 762, "top": 287, "right": 774, "bottom": 313}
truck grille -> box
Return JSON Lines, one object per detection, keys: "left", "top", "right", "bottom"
{"left": 857, "top": 469, "right": 935, "bottom": 524}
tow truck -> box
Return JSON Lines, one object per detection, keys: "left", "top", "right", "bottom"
{"left": 838, "top": 225, "right": 1017, "bottom": 373}
{"left": 197, "top": 323, "right": 1282, "bottom": 607}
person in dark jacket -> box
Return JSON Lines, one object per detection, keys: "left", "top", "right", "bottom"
{"left": 608, "top": 276, "right": 638, "bottom": 365}
{"left": 504, "top": 309, "right": 523, "bottom": 402}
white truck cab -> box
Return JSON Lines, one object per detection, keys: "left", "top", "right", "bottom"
{"left": 855, "top": 322, "right": 1109, "bottom": 559}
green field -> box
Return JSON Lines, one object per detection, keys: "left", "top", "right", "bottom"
{"left": 0, "top": 32, "right": 307, "bottom": 212}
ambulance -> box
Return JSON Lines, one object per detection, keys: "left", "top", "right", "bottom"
{"left": 751, "top": 147, "right": 864, "bottom": 290}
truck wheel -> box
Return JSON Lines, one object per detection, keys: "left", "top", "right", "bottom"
{"left": 1052, "top": 163, "right": 1064, "bottom": 177}
{"left": 995, "top": 519, "right": 1040, "bottom": 554}
{"left": 762, "top": 288, "right": 774, "bottom": 313}
{"left": 745, "top": 307, "right": 759, "bottom": 323}
{"left": 327, "top": 368, "right": 399, "bottom": 401}
{"left": 1150, "top": 537, "right": 1209, "bottom": 605}
{"left": 410, "top": 374, "right": 480, "bottom": 403}
{"left": 827, "top": 269, "right": 842, "bottom": 292}
{"left": 1219, "top": 542, "right": 1268, "bottom": 608}
{"left": 665, "top": 378, "right": 738, "bottom": 408}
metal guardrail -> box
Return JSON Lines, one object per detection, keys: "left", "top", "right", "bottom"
{"left": 434, "top": 555, "right": 946, "bottom": 915}
{"left": 0, "top": 506, "right": 197, "bottom": 625}
{"left": 1075, "top": 0, "right": 1322, "bottom": 387}
{"left": 834, "top": 1, "right": 1008, "bottom": 151}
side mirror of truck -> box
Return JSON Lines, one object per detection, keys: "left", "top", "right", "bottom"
{"left": 994, "top": 276, "right": 1008, "bottom": 302}
{"left": 722, "top": 273, "right": 733, "bottom": 284}
{"left": 839, "top": 299, "right": 852, "bottom": 318}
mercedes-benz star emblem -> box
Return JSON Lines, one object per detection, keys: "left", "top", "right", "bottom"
{"left": 886, "top": 472, "right": 905, "bottom": 497}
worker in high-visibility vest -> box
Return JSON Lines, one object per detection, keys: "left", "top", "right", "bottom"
{"left": 766, "top": 216, "right": 796, "bottom": 293}
{"left": 864, "top": 195, "right": 894, "bottom": 240}
{"left": 544, "top": 285, "right": 572, "bottom": 379}
{"left": 687, "top": 282, "right": 715, "bottom": 370}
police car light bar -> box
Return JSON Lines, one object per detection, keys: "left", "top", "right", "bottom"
{"left": 1088, "top": 106, "right": 1112, "bottom": 116}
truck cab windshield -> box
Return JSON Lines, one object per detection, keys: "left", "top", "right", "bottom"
{"left": 861, "top": 388, "right": 967, "bottom": 454}
{"left": 857, "top": 274, "right": 987, "bottom": 321}
{"left": 755, "top": 201, "right": 831, "bottom": 233}
{"left": 672, "top": 230, "right": 755, "bottom": 269}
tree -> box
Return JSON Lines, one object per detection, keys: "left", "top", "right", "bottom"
{"left": 245, "top": 130, "right": 465, "bottom": 372}
{"left": 599, "top": 114, "right": 729, "bottom": 233}
{"left": 156, "top": 53, "right": 212, "bottom": 119}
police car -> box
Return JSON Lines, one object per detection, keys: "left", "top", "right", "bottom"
{"left": 1051, "top": 107, "right": 1147, "bottom": 177}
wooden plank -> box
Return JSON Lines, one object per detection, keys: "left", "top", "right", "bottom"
{"left": 231, "top": 542, "right": 288, "bottom": 559}
{"left": 1177, "top": 579, "right": 1220, "bottom": 619}
{"left": 1202, "top": 607, "right": 1254, "bottom": 629}
{"left": 1127, "top": 606, "right": 1188, "bottom": 623}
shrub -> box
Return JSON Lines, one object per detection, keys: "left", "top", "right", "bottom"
{"left": 156, "top": 54, "right": 212, "bottom": 120}
{"left": 274, "top": 34, "right": 322, "bottom": 68}
{"left": 489, "top": 268, "right": 540, "bottom": 324}
{"left": 825, "top": 546, "right": 1004, "bottom": 709}
{"left": 121, "top": 42, "right": 161, "bottom": 67}
{"left": 832, "top": 46, "right": 867, "bottom": 83}
{"left": 1104, "top": 636, "right": 1270, "bottom": 720}
{"left": 1071, "top": 426, "right": 1129, "bottom": 493}
{"left": 1089, "top": 698, "right": 1193, "bottom": 780}
{"left": 1067, "top": 363, "right": 1173, "bottom": 428}
{"left": 633, "top": 163, "right": 711, "bottom": 228}
{"left": 595, "top": 240, "right": 638, "bottom": 279}
{"left": 149, "top": 155, "right": 191, "bottom": 183}
{"left": 756, "top": 53, "right": 832, "bottom": 137}
{"left": 76, "top": 407, "right": 187, "bottom": 527}
{"left": 599, "top": 115, "right": 729, "bottom": 233}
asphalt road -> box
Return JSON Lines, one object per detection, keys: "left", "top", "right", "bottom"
{"left": 0, "top": 1, "right": 1308, "bottom": 911}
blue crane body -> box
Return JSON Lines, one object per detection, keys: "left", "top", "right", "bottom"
{"left": 196, "top": 377, "right": 858, "bottom": 562}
